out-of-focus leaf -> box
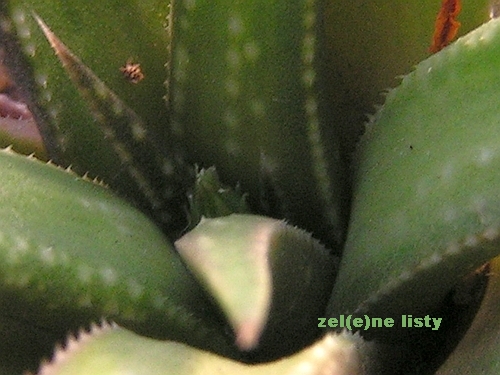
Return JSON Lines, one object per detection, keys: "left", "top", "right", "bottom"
{"left": 35, "top": 323, "right": 363, "bottom": 375}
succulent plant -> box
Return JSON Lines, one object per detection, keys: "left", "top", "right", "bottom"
{"left": 2, "top": 0, "right": 500, "bottom": 374}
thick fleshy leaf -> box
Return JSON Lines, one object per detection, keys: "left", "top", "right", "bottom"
{"left": 33, "top": 14, "right": 192, "bottom": 236}
{"left": 328, "top": 17, "right": 500, "bottom": 339}
{"left": 0, "top": 1, "right": 192, "bottom": 237}
{"left": 170, "top": 0, "right": 346, "bottom": 250}
{"left": 0, "top": 148, "right": 235, "bottom": 357}
{"left": 35, "top": 323, "right": 363, "bottom": 375}
{"left": 175, "top": 214, "right": 337, "bottom": 360}
{"left": 1, "top": 0, "right": 172, "bottom": 159}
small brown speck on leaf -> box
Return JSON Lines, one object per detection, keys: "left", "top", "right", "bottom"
{"left": 120, "top": 60, "right": 144, "bottom": 84}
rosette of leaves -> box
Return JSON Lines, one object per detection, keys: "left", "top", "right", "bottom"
{"left": 2, "top": 0, "right": 500, "bottom": 375}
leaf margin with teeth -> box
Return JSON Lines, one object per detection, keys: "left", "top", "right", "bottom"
{"left": 328, "top": 16, "right": 500, "bottom": 337}
{"left": 175, "top": 214, "right": 338, "bottom": 360}
{"left": 0, "top": 147, "right": 237, "bottom": 358}
{"left": 34, "top": 322, "right": 364, "bottom": 375}
{"left": 0, "top": 1, "right": 193, "bottom": 237}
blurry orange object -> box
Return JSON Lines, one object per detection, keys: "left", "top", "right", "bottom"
{"left": 430, "top": 0, "right": 462, "bottom": 53}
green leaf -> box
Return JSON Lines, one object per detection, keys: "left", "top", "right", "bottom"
{"left": 2, "top": 0, "right": 172, "bottom": 151}
{"left": 0, "top": 148, "right": 235, "bottom": 357}
{"left": 170, "top": 0, "right": 346, "bottom": 250}
{"left": 34, "top": 13, "right": 192, "bottom": 236}
{"left": 175, "top": 214, "right": 337, "bottom": 360}
{"left": 1, "top": 1, "right": 192, "bottom": 236}
{"left": 328, "top": 17, "right": 500, "bottom": 338}
{"left": 34, "top": 323, "right": 363, "bottom": 375}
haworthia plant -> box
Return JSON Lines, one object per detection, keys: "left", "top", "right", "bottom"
{"left": 1, "top": 0, "right": 500, "bottom": 374}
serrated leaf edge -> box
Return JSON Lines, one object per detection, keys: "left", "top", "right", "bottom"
{"left": 353, "top": 225, "right": 500, "bottom": 318}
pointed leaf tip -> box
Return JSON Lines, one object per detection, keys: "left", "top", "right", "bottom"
{"left": 175, "top": 214, "right": 337, "bottom": 359}
{"left": 31, "top": 12, "right": 193, "bottom": 236}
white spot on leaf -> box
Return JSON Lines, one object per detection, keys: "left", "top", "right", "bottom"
{"left": 183, "top": 0, "right": 196, "bottom": 11}
{"left": 225, "top": 77, "right": 240, "bottom": 98}
{"left": 100, "top": 268, "right": 117, "bottom": 286}
{"left": 243, "top": 42, "right": 260, "bottom": 61}
{"left": 228, "top": 14, "right": 244, "bottom": 36}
